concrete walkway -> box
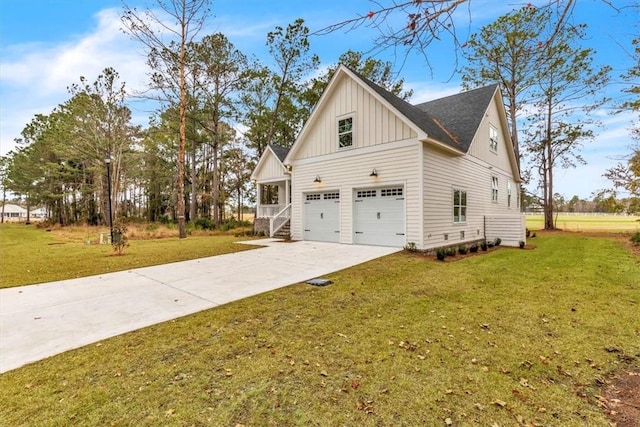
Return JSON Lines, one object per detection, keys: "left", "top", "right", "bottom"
{"left": 0, "top": 239, "right": 400, "bottom": 373}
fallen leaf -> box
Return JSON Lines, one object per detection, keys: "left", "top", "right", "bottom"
{"left": 320, "top": 371, "right": 328, "bottom": 377}
{"left": 445, "top": 417, "right": 453, "bottom": 425}
{"left": 165, "top": 408, "right": 175, "bottom": 416}
{"left": 493, "top": 400, "right": 507, "bottom": 407}
{"left": 351, "top": 380, "right": 360, "bottom": 389}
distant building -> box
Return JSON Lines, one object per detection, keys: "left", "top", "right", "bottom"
{"left": 1, "top": 203, "right": 47, "bottom": 222}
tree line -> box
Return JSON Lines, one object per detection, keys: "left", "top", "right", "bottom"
{"left": 0, "top": 0, "right": 638, "bottom": 231}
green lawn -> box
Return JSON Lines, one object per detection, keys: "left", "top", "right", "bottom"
{"left": 1, "top": 232, "right": 638, "bottom": 426}
{"left": 526, "top": 213, "right": 640, "bottom": 232}
{"left": 0, "top": 223, "right": 259, "bottom": 288}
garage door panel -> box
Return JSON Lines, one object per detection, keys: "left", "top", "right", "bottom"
{"left": 303, "top": 192, "right": 340, "bottom": 243}
{"left": 354, "top": 187, "right": 405, "bottom": 247}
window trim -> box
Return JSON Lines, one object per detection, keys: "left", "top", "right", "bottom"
{"left": 489, "top": 125, "right": 498, "bottom": 153}
{"left": 453, "top": 189, "right": 467, "bottom": 223}
{"left": 491, "top": 176, "right": 499, "bottom": 203}
{"left": 337, "top": 115, "right": 354, "bottom": 149}
{"left": 507, "top": 181, "right": 512, "bottom": 208}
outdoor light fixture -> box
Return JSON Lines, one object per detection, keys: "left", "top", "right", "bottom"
{"left": 104, "top": 156, "right": 114, "bottom": 244}
{"left": 314, "top": 175, "right": 322, "bottom": 183}
{"left": 370, "top": 168, "right": 378, "bottom": 177}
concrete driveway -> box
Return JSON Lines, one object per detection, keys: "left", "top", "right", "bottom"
{"left": 0, "top": 239, "right": 400, "bottom": 373}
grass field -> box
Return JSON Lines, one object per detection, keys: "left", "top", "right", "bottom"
{"left": 0, "top": 223, "right": 259, "bottom": 289}
{"left": 1, "top": 231, "right": 638, "bottom": 426}
{"left": 526, "top": 213, "right": 640, "bottom": 232}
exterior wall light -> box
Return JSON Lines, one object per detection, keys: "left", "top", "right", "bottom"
{"left": 314, "top": 175, "right": 322, "bottom": 183}
{"left": 369, "top": 168, "right": 378, "bottom": 177}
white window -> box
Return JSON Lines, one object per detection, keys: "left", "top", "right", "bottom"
{"left": 491, "top": 177, "right": 498, "bottom": 202}
{"left": 356, "top": 189, "right": 376, "bottom": 198}
{"left": 381, "top": 188, "right": 403, "bottom": 197}
{"left": 507, "top": 182, "right": 512, "bottom": 208}
{"left": 324, "top": 193, "right": 340, "bottom": 200}
{"left": 489, "top": 125, "right": 498, "bottom": 152}
{"left": 338, "top": 116, "right": 353, "bottom": 148}
{"left": 453, "top": 189, "right": 467, "bottom": 223}
{"left": 306, "top": 194, "right": 321, "bottom": 201}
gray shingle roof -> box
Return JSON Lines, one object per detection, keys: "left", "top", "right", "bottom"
{"left": 414, "top": 84, "right": 499, "bottom": 152}
{"left": 351, "top": 68, "right": 498, "bottom": 153}
{"left": 269, "top": 143, "right": 290, "bottom": 163}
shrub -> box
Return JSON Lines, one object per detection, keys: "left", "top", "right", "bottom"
{"left": 194, "top": 218, "right": 214, "bottom": 230}
{"left": 111, "top": 220, "right": 129, "bottom": 255}
{"left": 446, "top": 247, "right": 457, "bottom": 257}
{"left": 404, "top": 242, "right": 418, "bottom": 252}
{"left": 519, "top": 240, "right": 525, "bottom": 249}
{"left": 481, "top": 241, "right": 488, "bottom": 251}
{"left": 526, "top": 228, "right": 531, "bottom": 238}
{"left": 631, "top": 231, "right": 640, "bottom": 246}
{"left": 436, "top": 248, "right": 446, "bottom": 261}
{"left": 469, "top": 244, "right": 479, "bottom": 253}
{"left": 494, "top": 237, "right": 501, "bottom": 246}
{"left": 458, "top": 245, "right": 468, "bottom": 255}
{"left": 487, "top": 241, "right": 495, "bottom": 248}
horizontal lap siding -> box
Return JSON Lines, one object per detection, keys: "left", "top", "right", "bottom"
{"left": 291, "top": 143, "right": 420, "bottom": 245}
{"left": 423, "top": 144, "right": 521, "bottom": 249}
{"left": 485, "top": 215, "right": 526, "bottom": 247}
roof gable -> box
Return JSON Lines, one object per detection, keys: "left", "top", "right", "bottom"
{"left": 250, "top": 144, "right": 289, "bottom": 182}
{"left": 414, "top": 84, "right": 499, "bottom": 152}
{"left": 284, "top": 65, "right": 513, "bottom": 165}
{"left": 354, "top": 70, "right": 464, "bottom": 151}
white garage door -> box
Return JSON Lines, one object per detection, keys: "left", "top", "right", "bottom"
{"left": 354, "top": 187, "right": 405, "bottom": 247}
{"left": 303, "top": 192, "right": 340, "bottom": 243}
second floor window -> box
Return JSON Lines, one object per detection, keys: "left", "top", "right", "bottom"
{"left": 338, "top": 117, "right": 353, "bottom": 148}
{"left": 489, "top": 125, "right": 498, "bottom": 152}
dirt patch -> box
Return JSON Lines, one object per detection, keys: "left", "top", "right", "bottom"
{"left": 601, "top": 369, "right": 640, "bottom": 427}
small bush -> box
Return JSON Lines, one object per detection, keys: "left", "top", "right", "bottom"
{"left": 436, "top": 249, "right": 446, "bottom": 261}
{"left": 631, "top": 231, "right": 640, "bottom": 246}
{"left": 481, "top": 241, "right": 488, "bottom": 251}
{"left": 531, "top": 232, "right": 537, "bottom": 238}
{"left": 458, "top": 245, "right": 468, "bottom": 255}
{"left": 446, "top": 247, "right": 457, "bottom": 257}
{"left": 469, "top": 244, "right": 479, "bottom": 253}
{"left": 111, "top": 220, "right": 129, "bottom": 255}
{"left": 487, "top": 241, "right": 495, "bottom": 248}
{"left": 405, "top": 242, "right": 418, "bottom": 252}
{"left": 494, "top": 237, "right": 501, "bottom": 246}
{"left": 519, "top": 240, "right": 525, "bottom": 249}
{"left": 146, "top": 222, "right": 159, "bottom": 232}
{"left": 526, "top": 228, "right": 531, "bottom": 238}
{"left": 194, "top": 218, "right": 214, "bottom": 230}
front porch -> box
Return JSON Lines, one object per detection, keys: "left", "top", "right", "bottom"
{"left": 254, "top": 180, "right": 291, "bottom": 237}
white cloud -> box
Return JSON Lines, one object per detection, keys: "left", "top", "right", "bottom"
{"left": 0, "top": 8, "right": 151, "bottom": 156}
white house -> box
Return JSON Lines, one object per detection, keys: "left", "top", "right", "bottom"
{"left": 0, "top": 203, "right": 47, "bottom": 223}
{"left": 251, "top": 143, "right": 291, "bottom": 237}
{"left": 253, "top": 65, "right": 525, "bottom": 249}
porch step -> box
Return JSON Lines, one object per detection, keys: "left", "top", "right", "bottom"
{"left": 273, "top": 220, "right": 291, "bottom": 239}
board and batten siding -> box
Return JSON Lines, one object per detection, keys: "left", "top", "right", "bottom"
{"left": 290, "top": 140, "right": 421, "bottom": 246}
{"left": 295, "top": 75, "right": 417, "bottom": 160}
{"left": 253, "top": 150, "right": 287, "bottom": 182}
{"left": 422, "top": 143, "right": 523, "bottom": 249}
{"left": 467, "top": 95, "right": 513, "bottom": 173}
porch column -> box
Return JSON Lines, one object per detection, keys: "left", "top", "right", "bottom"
{"left": 286, "top": 179, "right": 290, "bottom": 205}
{"left": 256, "top": 182, "right": 261, "bottom": 217}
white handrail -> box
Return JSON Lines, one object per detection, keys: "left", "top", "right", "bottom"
{"left": 270, "top": 203, "right": 292, "bottom": 237}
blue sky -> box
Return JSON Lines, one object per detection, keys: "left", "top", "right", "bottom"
{"left": 0, "top": 0, "right": 637, "bottom": 199}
